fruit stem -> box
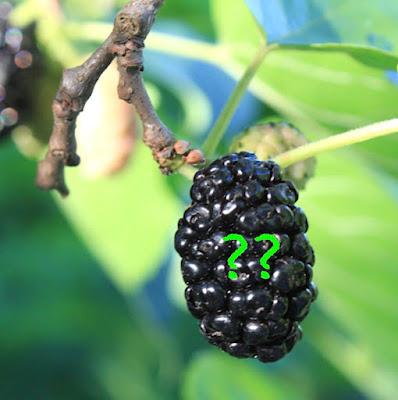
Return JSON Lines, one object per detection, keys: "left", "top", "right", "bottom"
{"left": 202, "top": 43, "right": 278, "bottom": 160}
{"left": 178, "top": 164, "right": 196, "bottom": 181}
{"left": 273, "top": 119, "right": 398, "bottom": 167}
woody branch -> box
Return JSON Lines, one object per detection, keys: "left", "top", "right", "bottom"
{"left": 36, "top": 0, "right": 204, "bottom": 196}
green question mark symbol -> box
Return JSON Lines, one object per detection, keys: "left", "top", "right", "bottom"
{"left": 255, "top": 234, "right": 280, "bottom": 280}
{"left": 223, "top": 233, "right": 248, "bottom": 280}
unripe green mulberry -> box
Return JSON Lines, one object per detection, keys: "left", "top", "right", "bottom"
{"left": 231, "top": 122, "right": 316, "bottom": 189}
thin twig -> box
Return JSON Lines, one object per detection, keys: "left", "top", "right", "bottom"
{"left": 36, "top": 0, "right": 204, "bottom": 196}
{"left": 273, "top": 118, "right": 398, "bottom": 167}
{"left": 202, "top": 43, "right": 278, "bottom": 159}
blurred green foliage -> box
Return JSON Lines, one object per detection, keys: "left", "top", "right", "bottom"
{"left": 1, "top": 0, "right": 397, "bottom": 399}
{"left": 59, "top": 143, "right": 179, "bottom": 293}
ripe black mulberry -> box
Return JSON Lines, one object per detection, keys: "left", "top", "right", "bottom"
{"left": 175, "top": 152, "right": 317, "bottom": 362}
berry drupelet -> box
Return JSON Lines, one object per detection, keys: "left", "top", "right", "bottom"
{"left": 175, "top": 152, "right": 317, "bottom": 363}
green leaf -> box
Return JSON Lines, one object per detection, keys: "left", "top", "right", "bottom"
{"left": 63, "top": 0, "right": 114, "bottom": 21}
{"left": 145, "top": 65, "right": 213, "bottom": 140}
{"left": 253, "top": 46, "right": 398, "bottom": 131}
{"left": 305, "top": 311, "right": 398, "bottom": 400}
{"left": 290, "top": 44, "right": 398, "bottom": 70}
{"left": 358, "top": 137, "right": 398, "bottom": 179}
{"left": 183, "top": 351, "right": 305, "bottom": 400}
{"left": 211, "top": 0, "right": 264, "bottom": 50}
{"left": 57, "top": 143, "right": 180, "bottom": 293}
{"left": 299, "top": 153, "right": 398, "bottom": 397}
{"left": 155, "top": 0, "right": 215, "bottom": 37}
{"left": 234, "top": 44, "right": 398, "bottom": 178}
{"left": 210, "top": 0, "right": 398, "bottom": 177}
{"left": 245, "top": 0, "right": 398, "bottom": 50}
{"left": 230, "top": 45, "right": 398, "bottom": 179}
{"left": 167, "top": 252, "right": 186, "bottom": 311}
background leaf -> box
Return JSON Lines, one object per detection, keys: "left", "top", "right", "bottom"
{"left": 210, "top": 0, "right": 398, "bottom": 133}
{"left": 254, "top": 46, "right": 398, "bottom": 131}
{"left": 183, "top": 351, "right": 305, "bottom": 400}
{"left": 155, "top": 0, "right": 215, "bottom": 37}
{"left": 299, "top": 153, "right": 398, "bottom": 397}
{"left": 0, "top": 145, "right": 180, "bottom": 399}
{"left": 211, "top": 0, "right": 263, "bottom": 46}
{"left": 59, "top": 142, "right": 179, "bottom": 293}
{"left": 245, "top": 0, "right": 398, "bottom": 50}
{"left": 210, "top": 1, "right": 398, "bottom": 179}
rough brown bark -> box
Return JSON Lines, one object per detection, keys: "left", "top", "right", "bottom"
{"left": 36, "top": 0, "right": 204, "bottom": 196}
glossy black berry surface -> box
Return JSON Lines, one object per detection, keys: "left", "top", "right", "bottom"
{"left": 175, "top": 152, "right": 317, "bottom": 363}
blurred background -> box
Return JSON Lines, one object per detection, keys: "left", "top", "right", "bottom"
{"left": 0, "top": 0, "right": 397, "bottom": 399}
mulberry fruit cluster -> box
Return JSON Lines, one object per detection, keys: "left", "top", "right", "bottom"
{"left": 175, "top": 152, "right": 317, "bottom": 362}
